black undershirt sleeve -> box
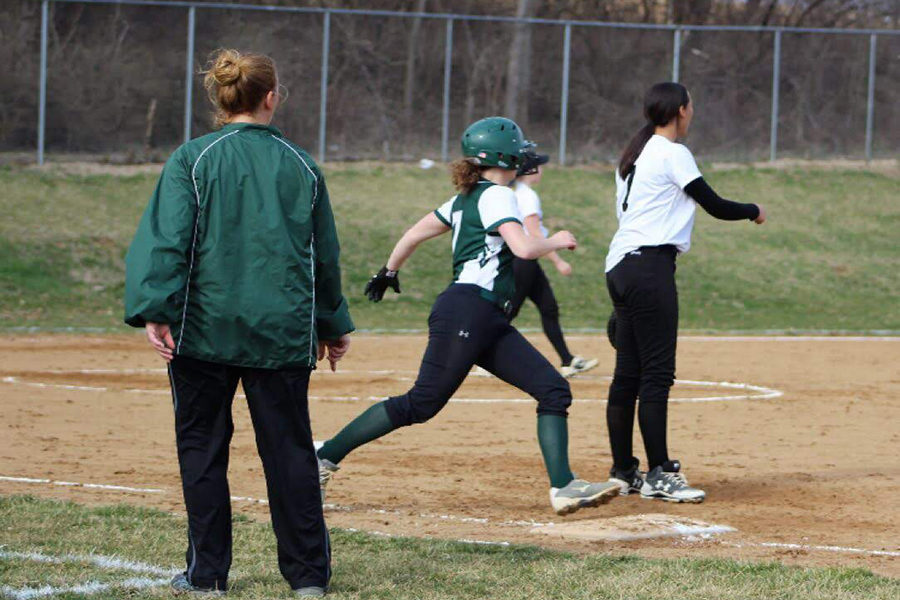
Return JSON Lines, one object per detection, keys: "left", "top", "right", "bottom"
{"left": 684, "top": 177, "right": 760, "bottom": 221}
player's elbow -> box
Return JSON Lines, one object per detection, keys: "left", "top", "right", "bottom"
{"left": 509, "top": 242, "right": 540, "bottom": 260}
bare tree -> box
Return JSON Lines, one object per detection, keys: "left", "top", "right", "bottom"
{"left": 403, "top": 0, "right": 427, "bottom": 128}
{"left": 504, "top": 0, "right": 535, "bottom": 124}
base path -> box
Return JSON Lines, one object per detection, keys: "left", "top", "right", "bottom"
{"left": 1, "top": 334, "right": 898, "bottom": 576}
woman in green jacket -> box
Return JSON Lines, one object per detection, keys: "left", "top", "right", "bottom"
{"left": 124, "top": 49, "right": 352, "bottom": 597}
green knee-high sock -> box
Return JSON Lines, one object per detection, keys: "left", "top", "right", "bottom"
{"left": 537, "top": 414, "right": 576, "bottom": 489}
{"left": 318, "top": 402, "right": 396, "bottom": 465}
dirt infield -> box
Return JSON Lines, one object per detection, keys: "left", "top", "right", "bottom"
{"left": 1, "top": 334, "right": 898, "bottom": 576}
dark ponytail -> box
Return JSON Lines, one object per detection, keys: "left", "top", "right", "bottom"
{"left": 618, "top": 82, "right": 690, "bottom": 178}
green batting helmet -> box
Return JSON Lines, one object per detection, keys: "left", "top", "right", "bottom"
{"left": 461, "top": 117, "right": 528, "bottom": 169}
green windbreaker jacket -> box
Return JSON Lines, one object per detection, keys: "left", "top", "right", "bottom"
{"left": 124, "top": 122, "right": 354, "bottom": 369}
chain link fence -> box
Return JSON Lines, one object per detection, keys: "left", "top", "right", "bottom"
{"left": 9, "top": 0, "right": 900, "bottom": 164}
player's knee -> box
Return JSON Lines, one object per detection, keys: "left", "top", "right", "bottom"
{"left": 383, "top": 395, "right": 416, "bottom": 427}
{"left": 386, "top": 388, "right": 449, "bottom": 426}
{"left": 409, "top": 402, "right": 444, "bottom": 424}
{"left": 609, "top": 375, "right": 639, "bottom": 406}
{"left": 638, "top": 377, "right": 673, "bottom": 404}
{"left": 535, "top": 373, "right": 572, "bottom": 416}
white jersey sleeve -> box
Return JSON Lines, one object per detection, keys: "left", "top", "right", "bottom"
{"left": 478, "top": 185, "right": 521, "bottom": 232}
{"left": 666, "top": 143, "right": 703, "bottom": 190}
{"left": 434, "top": 195, "right": 456, "bottom": 227}
{"left": 514, "top": 183, "right": 542, "bottom": 218}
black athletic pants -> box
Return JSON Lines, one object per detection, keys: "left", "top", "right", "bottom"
{"left": 508, "top": 258, "right": 574, "bottom": 366}
{"left": 384, "top": 284, "right": 571, "bottom": 426}
{"left": 605, "top": 246, "right": 678, "bottom": 471}
{"left": 167, "top": 356, "right": 330, "bottom": 591}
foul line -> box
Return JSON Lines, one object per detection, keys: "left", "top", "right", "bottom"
{"left": 0, "top": 476, "right": 163, "bottom": 494}
{"left": 0, "top": 475, "right": 549, "bottom": 529}
{"left": 721, "top": 540, "right": 900, "bottom": 558}
{"left": 1, "top": 372, "right": 784, "bottom": 404}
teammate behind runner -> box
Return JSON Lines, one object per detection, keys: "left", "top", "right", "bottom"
{"left": 509, "top": 149, "right": 598, "bottom": 378}
{"left": 124, "top": 49, "right": 352, "bottom": 597}
{"left": 315, "top": 117, "right": 619, "bottom": 515}
{"left": 605, "top": 82, "right": 766, "bottom": 503}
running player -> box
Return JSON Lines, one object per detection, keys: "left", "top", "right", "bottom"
{"left": 605, "top": 83, "right": 766, "bottom": 503}
{"left": 509, "top": 149, "right": 598, "bottom": 378}
{"left": 316, "top": 117, "right": 620, "bottom": 515}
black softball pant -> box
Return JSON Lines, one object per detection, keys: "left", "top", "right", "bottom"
{"left": 384, "top": 284, "right": 571, "bottom": 426}
{"left": 605, "top": 245, "right": 678, "bottom": 471}
{"left": 167, "top": 356, "right": 329, "bottom": 591}
{"left": 508, "top": 258, "right": 574, "bottom": 366}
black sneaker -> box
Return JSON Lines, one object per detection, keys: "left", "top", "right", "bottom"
{"left": 608, "top": 457, "right": 645, "bottom": 495}
{"left": 640, "top": 460, "right": 706, "bottom": 503}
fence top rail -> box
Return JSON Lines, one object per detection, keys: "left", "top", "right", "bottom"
{"left": 41, "top": 0, "right": 900, "bottom": 36}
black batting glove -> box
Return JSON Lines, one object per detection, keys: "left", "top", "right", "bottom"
{"left": 364, "top": 266, "right": 401, "bottom": 302}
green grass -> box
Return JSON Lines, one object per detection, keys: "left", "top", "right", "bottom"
{"left": 1, "top": 495, "right": 897, "bottom": 599}
{"left": 1, "top": 163, "right": 898, "bottom": 331}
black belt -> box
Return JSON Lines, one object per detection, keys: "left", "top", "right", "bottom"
{"left": 635, "top": 244, "right": 677, "bottom": 257}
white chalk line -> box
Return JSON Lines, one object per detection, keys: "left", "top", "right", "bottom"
{"left": 721, "top": 540, "right": 900, "bottom": 558}
{"left": 3, "top": 474, "right": 896, "bottom": 560}
{"left": 0, "top": 577, "right": 171, "bottom": 600}
{"left": 0, "top": 549, "right": 178, "bottom": 577}
{"left": 1, "top": 371, "right": 784, "bottom": 404}
{"left": 0, "top": 475, "right": 547, "bottom": 529}
{"left": 656, "top": 523, "right": 735, "bottom": 540}
{"left": 0, "top": 548, "right": 177, "bottom": 600}
{"left": 0, "top": 476, "right": 163, "bottom": 495}
{"left": 533, "top": 521, "right": 737, "bottom": 542}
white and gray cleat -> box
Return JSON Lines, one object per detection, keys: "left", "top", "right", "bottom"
{"left": 550, "top": 478, "right": 619, "bottom": 515}
{"left": 608, "top": 457, "right": 645, "bottom": 495}
{"left": 560, "top": 356, "right": 599, "bottom": 378}
{"left": 314, "top": 441, "right": 339, "bottom": 503}
{"left": 640, "top": 460, "right": 705, "bottom": 503}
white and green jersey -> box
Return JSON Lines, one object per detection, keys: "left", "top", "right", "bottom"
{"left": 434, "top": 181, "right": 522, "bottom": 306}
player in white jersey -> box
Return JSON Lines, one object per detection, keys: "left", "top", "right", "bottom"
{"left": 509, "top": 150, "right": 598, "bottom": 378}
{"left": 315, "top": 117, "right": 620, "bottom": 515}
{"left": 604, "top": 83, "right": 766, "bottom": 503}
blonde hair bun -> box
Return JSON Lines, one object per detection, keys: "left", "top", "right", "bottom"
{"left": 212, "top": 50, "right": 243, "bottom": 86}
